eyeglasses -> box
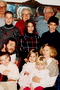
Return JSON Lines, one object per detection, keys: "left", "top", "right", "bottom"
{"left": 0, "top": 6, "right": 6, "bottom": 8}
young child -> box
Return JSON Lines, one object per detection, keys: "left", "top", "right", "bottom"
{"left": 18, "top": 49, "right": 38, "bottom": 90}
{"left": 23, "top": 56, "right": 51, "bottom": 90}
{"left": 41, "top": 16, "right": 60, "bottom": 62}
{"left": 0, "top": 52, "right": 19, "bottom": 90}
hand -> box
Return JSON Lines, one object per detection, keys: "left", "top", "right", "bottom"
{"left": 3, "top": 70, "right": 10, "bottom": 75}
{"left": 24, "top": 71, "right": 30, "bottom": 75}
{"left": 53, "top": 58, "right": 59, "bottom": 65}
{"left": 24, "top": 58, "right": 28, "bottom": 62}
{"left": 32, "top": 76, "right": 41, "bottom": 83}
{"left": 14, "top": 61, "right": 18, "bottom": 65}
{"left": 20, "top": 86, "right": 23, "bottom": 90}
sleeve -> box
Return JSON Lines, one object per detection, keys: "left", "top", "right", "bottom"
{"left": 50, "top": 76, "right": 58, "bottom": 86}
{"left": 0, "top": 73, "right": 8, "bottom": 81}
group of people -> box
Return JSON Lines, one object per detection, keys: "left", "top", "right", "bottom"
{"left": 0, "top": 0, "right": 60, "bottom": 90}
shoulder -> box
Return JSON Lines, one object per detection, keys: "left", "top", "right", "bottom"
{"left": 15, "top": 20, "right": 24, "bottom": 25}
{"left": 41, "top": 31, "right": 49, "bottom": 36}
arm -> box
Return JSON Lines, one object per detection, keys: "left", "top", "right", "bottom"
{"left": 0, "top": 73, "right": 8, "bottom": 81}
{"left": 32, "top": 76, "right": 41, "bottom": 83}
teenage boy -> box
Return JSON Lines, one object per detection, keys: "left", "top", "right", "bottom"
{"left": 0, "top": 52, "right": 19, "bottom": 90}
{"left": 41, "top": 16, "right": 60, "bottom": 62}
{"left": 0, "top": 11, "right": 20, "bottom": 49}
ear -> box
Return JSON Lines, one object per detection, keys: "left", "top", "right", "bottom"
{"left": 13, "top": 18, "right": 14, "bottom": 22}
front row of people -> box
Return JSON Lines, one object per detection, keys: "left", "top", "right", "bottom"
{"left": 0, "top": 43, "right": 59, "bottom": 90}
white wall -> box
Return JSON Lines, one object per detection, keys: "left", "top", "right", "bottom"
{"left": 4, "top": 0, "right": 60, "bottom": 6}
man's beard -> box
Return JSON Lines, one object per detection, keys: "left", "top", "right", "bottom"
{"left": 5, "top": 48, "right": 15, "bottom": 55}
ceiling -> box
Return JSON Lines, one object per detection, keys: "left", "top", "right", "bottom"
{"left": 4, "top": 0, "right": 60, "bottom": 6}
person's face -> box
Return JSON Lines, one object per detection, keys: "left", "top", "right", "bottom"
{"left": 44, "top": 8, "right": 54, "bottom": 22}
{"left": 22, "top": 9, "right": 30, "bottom": 22}
{"left": 0, "top": 55, "right": 10, "bottom": 66}
{"left": 6, "top": 40, "right": 16, "bottom": 54}
{"left": 36, "top": 63, "right": 45, "bottom": 70}
{"left": 29, "top": 52, "right": 37, "bottom": 63}
{"left": 27, "top": 22, "right": 34, "bottom": 33}
{"left": 42, "top": 46, "right": 51, "bottom": 59}
{"left": 0, "top": 2, "right": 7, "bottom": 14}
{"left": 4, "top": 13, "right": 14, "bottom": 25}
{"left": 48, "top": 22, "right": 58, "bottom": 33}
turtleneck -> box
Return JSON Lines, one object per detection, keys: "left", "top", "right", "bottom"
{"left": 26, "top": 32, "right": 34, "bottom": 37}
{"left": 3, "top": 24, "right": 14, "bottom": 29}
{"left": 5, "top": 24, "right": 13, "bottom": 28}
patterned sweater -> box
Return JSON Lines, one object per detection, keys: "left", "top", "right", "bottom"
{"left": 19, "top": 32, "right": 41, "bottom": 58}
{"left": 0, "top": 24, "right": 20, "bottom": 49}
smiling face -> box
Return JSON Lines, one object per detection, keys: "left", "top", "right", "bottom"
{"left": 4, "top": 13, "right": 14, "bottom": 25}
{"left": 29, "top": 52, "right": 37, "bottom": 63}
{"left": 0, "top": 54, "right": 10, "bottom": 66}
{"left": 36, "top": 63, "right": 45, "bottom": 70}
{"left": 22, "top": 9, "right": 31, "bottom": 22}
{"left": 44, "top": 7, "right": 54, "bottom": 22}
{"left": 27, "top": 22, "right": 34, "bottom": 33}
{"left": 6, "top": 40, "right": 16, "bottom": 54}
{"left": 48, "top": 22, "right": 58, "bottom": 33}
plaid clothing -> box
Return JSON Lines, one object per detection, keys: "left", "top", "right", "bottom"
{"left": 19, "top": 32, "right": 41, "bottom": 58}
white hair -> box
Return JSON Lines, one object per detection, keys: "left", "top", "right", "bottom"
{"left": 17, "top": 6, "right": 33, "bottom": 19}
{"left": 43, "top": 6, "right": 54, "bottom": 13}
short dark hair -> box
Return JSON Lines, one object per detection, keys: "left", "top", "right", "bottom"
{"left": 4, "top": 11, "right": 14, "bottom": 17}
{"left": 0, "top": 51, "right": 9, "bottom": 57}
{"left": 48, "top": 16, "right": 59, "bottom": 25}
{"left": 4, "top": 37, "right": 17, "bottom": 45}
{"left": 36, "top": 7, "right": 44, "bottom": 16}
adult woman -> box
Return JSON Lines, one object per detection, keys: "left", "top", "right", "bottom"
{"left": 15, "top": 7, "right": 33, "bottom": 35}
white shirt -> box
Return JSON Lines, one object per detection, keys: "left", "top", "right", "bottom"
{"left": 0, "top": 62, "right": 19, "bottom": 82}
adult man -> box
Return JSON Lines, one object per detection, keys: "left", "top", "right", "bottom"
{"left": 1, "top": 37, "right": 20, "bottom": 65}
{"left": 36, "top": 6, "right": 54, "bottom": 37}
{"left": 0, "top": 0, "right": 7, "bottom": 26}
{"left": 35, "top": 7, "right": 44, "bottom": 22}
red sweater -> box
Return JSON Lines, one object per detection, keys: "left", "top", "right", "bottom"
{"left": 15, "top": 20, "right": 25, "bottom": 35}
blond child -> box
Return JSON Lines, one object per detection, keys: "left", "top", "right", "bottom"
{"left": 23, "top": 56, "right": 51, "bottom": 90}
{"left": 19, "top": 49, "right": 38, "bottom": 90}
